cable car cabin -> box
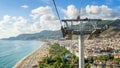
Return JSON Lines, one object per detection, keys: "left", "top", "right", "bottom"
{"left": 87, "top": 24, "right": 109, "bottom": 39}
{"left": 61, "top": 18, "right": 109, "bottom": 40}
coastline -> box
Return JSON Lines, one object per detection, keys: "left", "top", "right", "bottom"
{"left": 14, "top": 40, "right": 78, "bottom": 68}
{"left": 14, "top": 42, "right": 50, "bottom": 68}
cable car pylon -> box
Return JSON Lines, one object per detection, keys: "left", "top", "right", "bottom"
{"left": 52, "top": 0, "right": 109, "bottom": 68}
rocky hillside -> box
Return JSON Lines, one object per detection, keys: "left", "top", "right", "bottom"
{"left": 99, "top": 19, "right": 120, "bottom": 38}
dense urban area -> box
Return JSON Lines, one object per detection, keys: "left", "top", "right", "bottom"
{"left": 57, "top": 38, "right": 120, "bottom": 68}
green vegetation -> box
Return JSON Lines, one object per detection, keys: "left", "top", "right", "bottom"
{"left": 38, "top": 43, "right": 78, "bottom": 68}
{"left": 114, "top": 58, "right": 120, "bottom": 62}
{"left": 95, "top": 55, "right": 114, "bottom": 61}
{"left": 85, "top": 63, "right": 91, "bottom": 68}
{"left": 85, "top": 55, "right": 120, "bottom": 68}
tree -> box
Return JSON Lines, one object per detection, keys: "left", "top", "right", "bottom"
{"left": 38, "top": 43, "right": 78, "bottom": 68}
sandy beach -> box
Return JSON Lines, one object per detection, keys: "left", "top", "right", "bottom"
{"left": 14, "top": 42, "right": 50, "bottom": 68}
{"left": 14, "top": 40, "right": 76, "bottom": 68}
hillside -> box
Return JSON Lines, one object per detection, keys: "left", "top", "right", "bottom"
{"left": 2, "top": 30, "right": 62, "bottom": 40}
{"left": 99, "top": 19, "right": 120, "bottom": 38}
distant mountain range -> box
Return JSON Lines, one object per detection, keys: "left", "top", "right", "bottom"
{"left": 99, "top": 19, "right": 120, "bottom": 38}
{"left": 2, "top": 30, "right": 62, "bottom": 40}
{"left": 2, "top": 19, "right": 120, "bottom": 40}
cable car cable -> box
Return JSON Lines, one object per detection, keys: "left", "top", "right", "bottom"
{"left": 52, "top": 0, "right": 62, "bottom": 26}
{"left": 78, "top": 0, "right": 85, "bottom": 20}
{"left": 79, "top": 0, "right": 84, "bottom": 14}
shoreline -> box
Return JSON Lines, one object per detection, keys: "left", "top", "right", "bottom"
{"left": 14, "top": 42, "right": 50, "bottom": 68}
{"left": 13, "top": 43, "right": 43, "bottom": 68}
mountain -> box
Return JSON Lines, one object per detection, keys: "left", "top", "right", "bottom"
{"left": 99, "top": 19, "right": 120, "bottom": 38}
{"left": 2, "top": 30, "right": 62, "bottom": 40}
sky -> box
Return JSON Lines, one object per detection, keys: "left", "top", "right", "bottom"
{"left": 0, "top": 0, "right": 120, "bottom": 39}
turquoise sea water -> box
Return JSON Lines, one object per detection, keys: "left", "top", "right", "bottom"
{"left": 0, "top": 40, "right": 43, "bottom": 68}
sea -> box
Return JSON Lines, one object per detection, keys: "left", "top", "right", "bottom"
{"left": 0, "top": 40, "right": 43, "bottom": 68}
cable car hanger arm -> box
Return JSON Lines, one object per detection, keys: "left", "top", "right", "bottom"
{"left": 61, "top": 18, "right": 102, "bottom": 22}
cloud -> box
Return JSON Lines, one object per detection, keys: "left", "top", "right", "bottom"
{"left": 1, "top": 5, "right": 120, "bottom": 38}
{"left": 0, "top": 15, "right": 42, "bottom": 38}
{"left": 0, "top": 6, "right": 61, "bottom": 38}
{"left": 30, "top": 6, "right": 53, "bottom": 19}
{"left": 62, "top": 5, "right": 79, "bottom": 19}
{"left": 21, "top": 5, "right": 29, "bottom": 9}
{"left": 3, "top": 15, "right": 11, "bottom": 20}
{"left": 85, "top": 5, "right": 120, "bottom": 19}
{"left": 0, "top": 15, "right": 11, "bottom": 27}
{"left": 62, "top": 4, "right": 120, "bottom": 20}
{"left": 0, "top": 15, "right": 32, "bottom": 38}
{"left": 31, "top": 22, "right": 41, "bottom": 32}
{"left": 30, "top": 6, "right": 60, "bottom": 31}
{"left": 86, "top": 5, "right": 100, "bottom": 14}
